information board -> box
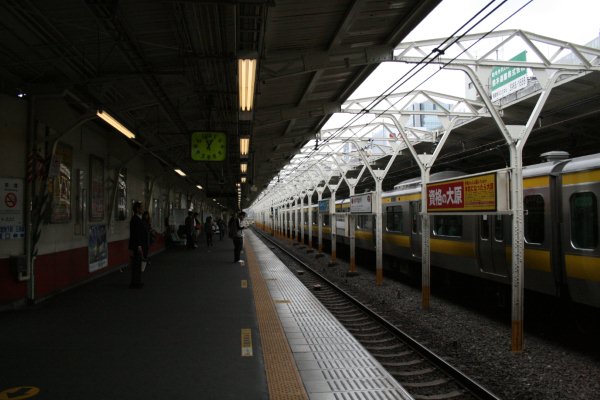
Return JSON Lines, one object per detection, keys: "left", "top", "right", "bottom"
{"left": 426, "top": 171, "right": 509, "bottom": 213}
{"left": 318, "top": 199, "right": 331, "bottom": 213}
{"left": 350, "top": 192, "right": 374, "bottom": 213}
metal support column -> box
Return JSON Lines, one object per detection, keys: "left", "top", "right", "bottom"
{"left": 374, "top": 175, "right": 384, "bottom": 285}
{"left": 330, "top": 189, "right": 337, "bottom": 263}
{"left": 316, "top": 188, "right": 324, "bottom": 253}
{"left": 307, "top": 190, "right": 314, "bottom": 249}
{"left": 300, "top": 194, "right": 304, "bottom": 244}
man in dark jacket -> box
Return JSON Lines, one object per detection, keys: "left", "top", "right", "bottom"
{"left": 128, "top": 201, "right": 147, "bottom": 288}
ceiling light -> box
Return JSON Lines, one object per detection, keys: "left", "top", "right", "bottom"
{"left": 240, "top": 162, "right": 248, "bottom": 173}
{"left": 196, "top": 185, "right": 203, "bottom": 190}
{"left": 174, "top": 169, "right": 186, "bottom": 176}
{"left": 241, "top": 176, "right": 247, "bottom": 183}
{"left": 97, "top": 110, "right": 136, "bottom": 139}
{"left": 238, "top": 58, "right": 257, "bottom": 112}
{"left": 240, "top": 137, "right": 250, "bottom": 157}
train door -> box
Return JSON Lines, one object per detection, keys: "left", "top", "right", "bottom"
{"left": 410, "top": 201, "right": 421, "bottom": 258}
{"left": 477, "top": 215, "right": 508, "bottom": 276}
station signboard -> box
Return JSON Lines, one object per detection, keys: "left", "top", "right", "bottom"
{"left": 426, "top": 170, "right": 509, "bottom": 213}
{"left": 350, "top": 192, "right": 375, "bottom": 214}
{"left": 491, "top": 50, "right": 528, "bottom": 102}
{"left": 318, "top": 198, "right": 332, "bottom": 213}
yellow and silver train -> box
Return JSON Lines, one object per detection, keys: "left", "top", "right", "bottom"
{"left": 262, "top": 152, "right": 600, "bottom": 308}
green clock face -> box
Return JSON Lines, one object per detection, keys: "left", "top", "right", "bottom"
{"left": 191, "top": 131, "right": 227, "bottom": 161}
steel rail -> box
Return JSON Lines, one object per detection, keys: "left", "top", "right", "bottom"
{"left": 254, "top": 228, "right": 502, "bottom": 400}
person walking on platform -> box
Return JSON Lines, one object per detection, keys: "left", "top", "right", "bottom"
{"left": 128, "top": 202, "right": 147, "bottom": 288}
{"left": 231, "top": 211, "right": 247, "bottom": 263}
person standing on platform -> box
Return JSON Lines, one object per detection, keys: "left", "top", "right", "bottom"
{"left": 185, "top": 211, "right": 195, "bottom": 249}
{"left": 128, "top": 202, "right": 147, "bottom": 288}
{"left": 232, "top": 211, "right": 247, "bottom": 263}
{"left": 217, "top": 218, "right": 226, "bottom": 241}
{"left": 142, "top": 211, "right": 155, "bottom": 268}
{"left": 193, "top": 212, "right": 201, "bottom": 246}
{"left": 204, "top": 216, "right": 214, "bottom": 247}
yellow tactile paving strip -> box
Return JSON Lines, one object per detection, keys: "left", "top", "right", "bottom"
{"left": 245, "top": 241, "right": 309, "bottom": 400}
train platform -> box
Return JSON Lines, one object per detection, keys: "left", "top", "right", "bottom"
{"left": 1, "top": 230, "right": 411, "bottom": 400}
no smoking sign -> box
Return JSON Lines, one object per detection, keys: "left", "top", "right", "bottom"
{"left": 5, "top": 192, "right": 17, "bottom": 208}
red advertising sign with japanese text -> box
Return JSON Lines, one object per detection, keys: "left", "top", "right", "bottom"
{"left": 427, "top": 173, "right": 497, "bottom": 212}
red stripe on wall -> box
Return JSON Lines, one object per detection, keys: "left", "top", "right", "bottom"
{"left": 0, "top": 235, "right": 165, "bottom": 306}
{"left": 0, "top": 258, "right": 27, "bottom": 304}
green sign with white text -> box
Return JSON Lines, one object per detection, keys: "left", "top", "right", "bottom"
{"left": 491, "top": 51, "right": 528, "bottom": 101}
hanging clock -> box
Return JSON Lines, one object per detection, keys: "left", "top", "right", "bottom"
{"left": 191, "top": 131, "right": 227, "bottom": 161}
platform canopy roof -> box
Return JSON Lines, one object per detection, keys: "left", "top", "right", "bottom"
{"left": 0, "top": 0, "right": 443, "bottom": 210}
{"left": 251, "top": 29, "right": 600, "bottom": 209}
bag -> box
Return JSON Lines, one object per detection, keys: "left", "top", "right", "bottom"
{"left": 228, "top": 218, "right": 236, "bottom": 238}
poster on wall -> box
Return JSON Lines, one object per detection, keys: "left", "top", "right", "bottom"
{"left": 74, "top": 169, "right": 85, "bottom": 236}
{"left": 49, "top": 142, "right": 73, "bottom": 223}
{"left": 115, "top": 169, "right": 127, "bottom": 221}
{"left": 88, "top": 224, "right": 108, "bottom": 272}
{"left": 0, "top": 177, "right": 25, "bottom": 240}
{"left": 89, "top": 155, "right": 104, "bottom": 221}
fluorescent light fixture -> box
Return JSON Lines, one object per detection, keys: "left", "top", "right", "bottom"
{"left": 174, "top": 169, "right": 186, "bottom": 177}
{"left": 241, "top": 176, "right": 247, "bottom": 183}
{"left": 196, "top": 185, "right": 203, "bottom": 190}
{"left": 240, "top": 162, "right": 248, "bottom": 173}
{"left": 238, "top": 59, "right": 256, "bottom": 111}
{"left": 96, "top": 110, "right": 136, "bottom": 139}
{"left": 240, "top": 137, "right": 250, "bottom": 157}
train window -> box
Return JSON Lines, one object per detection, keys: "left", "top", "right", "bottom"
{"left": 323, "top": 215, "right": 330, "bottom": 226}
{"left": 433, "top": 216, "right": 462, "bottom": 237}
{"left": 386, "top": 206, "right": 403, "bottom": 232}
{"left": 356, "top": 215, "right": 368, "bottom": 229}
{"left": 524, "top": 195, "right": 544, "bottom": 244}
{"left": 480, "top": 216, "right": 489, "bottom": 240}
{"left": 570, "top": 192, "right": 598, "bottom": 250}
{"left": 494, "top": 215, "right": 503, "bottom": 241}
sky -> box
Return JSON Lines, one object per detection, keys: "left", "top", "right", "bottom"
{"left": 334, "top": 0, "right": 600, "bottom": 110}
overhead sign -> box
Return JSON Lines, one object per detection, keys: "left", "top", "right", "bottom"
{"left": 350, "top": 193, "right": 374, "bottom": 213}
{"left": 318, "top": 199, "right": 331, "bottom": 213}
{"left": 426, "top": 171, "right": 509, "bottom": 213}
{"left": 491, "top": 51, "right": 528, "bottom": 101}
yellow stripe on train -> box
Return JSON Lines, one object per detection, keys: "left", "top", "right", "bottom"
{"left": 565, "top": 254, "right": 600, "bottom": 282}
{"left": 383, "top": 233, "right": 410, "bottom": 247}
{"left": 563, "top": 169, "right": 600, "bottom": 185}
{"left": 430, "top": 239, "right": 476, "bottom": 257}
{"left": 505, "top": 247, "right": 552, "bottom": 272}
{"left": 523, "top": 176, "right": 549, "bottom": 189}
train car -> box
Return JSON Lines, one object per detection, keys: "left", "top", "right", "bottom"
{"left": 294, "top": 153, "right": 600, "bottom": 308}
{"left": 559, "top": 153, "right": 600, "bottom": 307}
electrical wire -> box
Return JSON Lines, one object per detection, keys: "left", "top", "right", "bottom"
{"left": 256, "top": 0, "right": 534, "bottom": 205}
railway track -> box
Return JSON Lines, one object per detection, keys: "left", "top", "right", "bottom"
{"left": 255, "top": 230, "right": 501, "bottom": 400}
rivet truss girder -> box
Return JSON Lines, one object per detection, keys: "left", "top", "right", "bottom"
{"left": 342, "top": 90, "right": 487, "bottom": 118}
{"left": 252, "top": 29, "right": 600, "bottom": 213}
{"left": 394, "top": 29, "right": 600, "bottom": 71}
